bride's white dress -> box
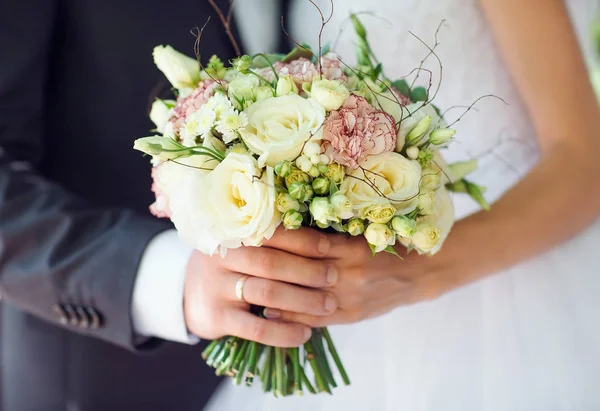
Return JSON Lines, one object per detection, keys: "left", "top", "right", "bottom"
{"left": 208, "top": 1, "right": 600, "bottom": 409}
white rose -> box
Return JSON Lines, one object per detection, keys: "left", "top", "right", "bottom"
{"left": 310, "top": 79, "right": 350, "bottom": 111}
{"left": 341, "top": 151, "right": 422, "bottom": 216}
{"left": 200, "top": 153, "right": 280, "bottom": 249}
{"left": 153, "top": 45, "right": 200, "bottom": 90}
{"left": 149, "top": 99, "right": 175, "bottom": 134}
{"left": 330, "top": 192, "right": 354, "bottom": 220}
{"left": 240, "top": 95, "right": 326, "bottom": 167}
{"left": 364, "top": 223, "right": 396, "bottom": 253}
{"left": 155, "top": 162, "right": 222, "bottom": 255}
{"left": 417, "top": 191, "right": 436, "bottom": 215}
{"left": 399, "top": 188, "right": 454, "bottom": 255}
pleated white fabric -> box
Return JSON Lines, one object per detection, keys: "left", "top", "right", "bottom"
{"left": 208, "top": 1, "right": 600, "bottom": 409}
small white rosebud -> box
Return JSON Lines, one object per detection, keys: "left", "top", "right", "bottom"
{"left": 406, "top": 115, "right": 432, "bottom": 145}
{"left": 276, "top": 192, "right": 301, "bottom": 213}
{"left": 232, "top": 55, "right": 252, "bottom": 74}
{"left": 312, "top": 177, "right": 330, "bottom": 195}
{"left": 360, "top": 203, "right": 396, "bottom": 224}
{"left": 311, "top": 78, "right": 350, "bottom": 111}
{"left": 429, "top": 128, "right": 456, "bottom": 145}
{"left": 309, "top": 197, "right": 336, "bottom": 226}
{"left": 276, "top": 75, "right": 299, "bottom": 96}
{"left": 319, "top": 154, "right": 331, "bottom": 165}
{"left": 285, "top": 168, "right": 311, "bottom": 187}
{"left": 406, "top": 145, "right": 420, "bottom": 160}
{"left": 303, "top": 141, "right": 322, "bottom": 157}
{"left": 310, "top": 154, "right": 321, "bottom": 165}
{"left": 282, "top": 210, "right": 303, "bottom": 230}
{"left": 330, "top": 192, "right": 354, "bottom": 220}
{"left": 412, "top": 222, "right": 441, "bottom": 254}
{"left": 309, "top": 166, "right": 321, "bottom": 178}
{"left": 345, "top": 218, "right": 365, "bottom": 236}
{"left": 391, "top": 215, "right": 417, "bottom": 238}
{"left": 255, "top": 86, "right": 274, "bottom": 101}
{"left": 296, "top": 156, "right": 313, "bottom": 173}
{"left": 364, "top": 223, "right": 396, "bottom": 253}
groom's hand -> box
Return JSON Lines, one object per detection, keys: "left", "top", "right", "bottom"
{"left": 183, "top": 228, "right": 339, "bottom": 347}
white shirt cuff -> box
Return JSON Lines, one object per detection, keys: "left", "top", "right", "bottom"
{"left": 132, "top": 229, "right": 199, "bottom": 345}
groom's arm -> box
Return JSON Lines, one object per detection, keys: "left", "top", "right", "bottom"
{"left": 0, "top": 0, "right": 173, "bottom": 350}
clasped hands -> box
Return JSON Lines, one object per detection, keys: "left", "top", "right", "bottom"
{"left": 184, "top": 227, "right": 449, "bottom": 347}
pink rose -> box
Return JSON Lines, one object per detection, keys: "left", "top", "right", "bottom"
{"left": 149, "top": 165, "right": 172, "bottom": 219}
{"left": 323, "top": 94, "right": 397, "bottom": 169}
{"left": 168, "top": 80, "right": 223, "bottom": 136}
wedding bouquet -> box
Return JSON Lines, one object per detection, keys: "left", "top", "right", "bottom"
{"left": 134, "top": 13, "right": 488, "bottom": 396}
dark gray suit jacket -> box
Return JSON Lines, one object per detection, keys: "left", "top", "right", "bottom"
{"left": 0, "top": 0, "right": 259, "bottom": 409}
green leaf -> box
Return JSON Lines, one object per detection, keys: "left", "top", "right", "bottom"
{"left": 464, "top": 179, "right": 490, "bottom": 211}
{"left": 282, "top": 44, "right": 313, "bottom": 63}
{"left": 432, "top": 104, "right": 442, "bottom": 117}
{"left": 368, "top": 243, "right": 377, "bottom": 258}
{"left": 251, "top": 53, "right": 285, "bottom": 68}
{"left": 410, "top": 86, "right": 428, "bottom": 102}
{"left": 370, "top": 63, "right": 383, "bottom": 81}
{"left": 445, "top": 180, "right": 468, "bottom": 193}
{"left": 383, "top": 245, "right": 403, "bottom": 259}
{"left": 391, "top": 79, "right": 411, "bottom": 97}
{"left": 329, "top": 183, "right": 339, "bottom": 196}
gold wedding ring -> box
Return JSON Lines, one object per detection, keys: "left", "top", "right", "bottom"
{"left": 235, "top": 275, "right": 250, "bottom": 302}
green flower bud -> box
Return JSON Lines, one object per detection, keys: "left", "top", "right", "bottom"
{"left": 317, "top": 164, "right": 329, "bottom": 174}
{"left": 308, "top": 165, "right": 321, "bottom": 178}
{"left": 302, "top": 184, "right": 315, "bottom": 202}
{"left": 429, "top": 128, "right": 456, "bottom": 145}
{"left": 288, "top": 182, "right": 308, "bottom": 201}
{"left": 276, "top": 192, "right": 301, "bottom": 214}
{"left": 309, "top": 197, "right": 335, "bottom": 226}
{"left": 275, "top": 161, "right": 292, "bottom": 178}
{"left": 324, "top": 163, "right": 345, "bottom": 184}
{"left": 232, "top": 55, "right": 252, "bottom": 74}
{"left": 345, "top": 218, "right": 365, "bottom": 236}
{"left": 133, "top": 136, "right": 189, "bottom": 161}
{"left": 282, "top": 210, "right": 303, "bottom": 230}
{"left": 405, "top": 146, "right": 420, "bottom": 160}
{"left": 391, "top": 215, "right": 417, "bottom": 238}
{"left": 448, "top": 159, "right": 478, "bottom": 182}
{"left": 312, "top": 177, "right": 330, "bottom": 195}
{"left": 276, "top": 75, "right": 299, "bottom": 96}
{"left": 285, "top": 167, "right": 311, "bottom": 188}
{"left": 406, "top": 115, "right": 432, "bottom": 145}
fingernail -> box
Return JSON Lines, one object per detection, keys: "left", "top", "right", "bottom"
{"left": 303, "top": 327, "right": 312, "bottom": 340}
{"left": 317, "top": 236, "right": 330, "bottom": 256}
{"left": 326, "top": 266, "right": 338, "bottom": 285}
{"left": 263, "top": 308, "right": 281, "bottom": 319}
{"left": 324, "top": 295, "right": 337, "bottom": 313}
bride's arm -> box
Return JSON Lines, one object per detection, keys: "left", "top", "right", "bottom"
{"left": 267, "top": 0, "right": 600, "bottom": 326}
{"left": 432, "top": 0, "right": 600, "bottom": 285}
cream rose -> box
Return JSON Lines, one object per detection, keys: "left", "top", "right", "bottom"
{"left": 241, "top": 95, "right": 326, "bottom": 167}
{"left": 341, "top": 151, "right": 422, "bottom": 216}
{"left": 364, "top": 223, "right": 396, "bottom": 253}
{"left": 153, "top": 45, "right": 200, "bottom": 90}
{"left": 199, "top": 153, "right": 281, "bottom": 249}
{"left": 310, "top": 79, "right": 350, "bottom": 111}
{"left": 399, "top": 187, "right": 455, "bottom": 255}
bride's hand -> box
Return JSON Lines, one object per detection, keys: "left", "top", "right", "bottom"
{"left": 183, "top": 228, "right": 339, "bottom": 347}
{"left": 263, "top": 233, "right": 454, "bottom": 327}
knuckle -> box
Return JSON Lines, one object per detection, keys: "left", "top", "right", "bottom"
{"left": 258, "top": 280, "right": 277, "bottom": 305}
{"left": 251, "top": 318, "right": 267, "bottom": 342}
{"left": 255, "top": 249, "right": 275, "bottom": 273}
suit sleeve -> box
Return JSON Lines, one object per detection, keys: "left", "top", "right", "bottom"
{"left": 0, "top": 0, "right": 170, "bottom": 350}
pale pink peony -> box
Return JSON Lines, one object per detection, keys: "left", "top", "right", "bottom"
{"left": 149, "top": 165, "right": 172, "bottom": 219}
{"left": 168, "top": 80, "right": 223, "bottom": 136}
{"left": 323, "top": 94, "right": 397, "bottom": 169}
